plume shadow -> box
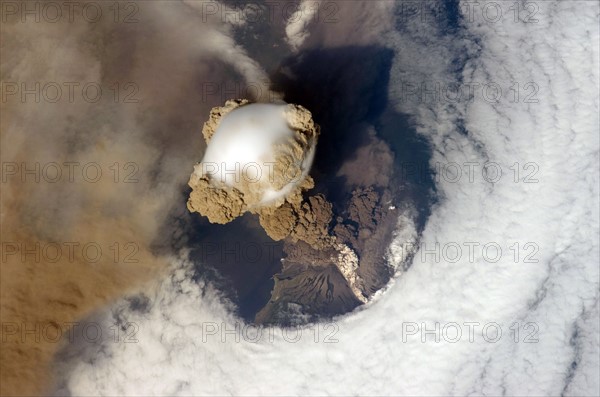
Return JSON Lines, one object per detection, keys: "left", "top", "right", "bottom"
{"left": 270, "top": 45, "right": 436, "bottom": 228}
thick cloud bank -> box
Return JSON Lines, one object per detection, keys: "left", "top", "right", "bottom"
{"left": 11, "top": 0, "right": 600, "bottom": 395}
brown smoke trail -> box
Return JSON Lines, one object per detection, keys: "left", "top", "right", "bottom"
{"left": 0, "top": 1, "right": 274, "bottom": 393}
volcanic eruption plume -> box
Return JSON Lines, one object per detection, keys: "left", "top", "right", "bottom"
{"left": 187, "top": 99, "right": 334, "bottom": 248}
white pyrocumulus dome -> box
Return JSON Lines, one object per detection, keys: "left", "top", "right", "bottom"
{"left": 200, "top": 103, "right": 316, "bottom": 204}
